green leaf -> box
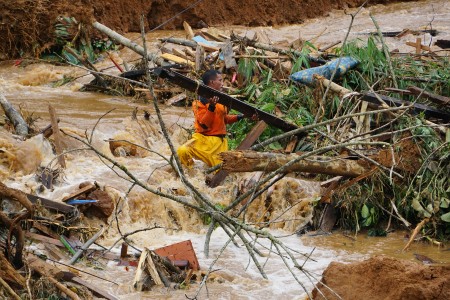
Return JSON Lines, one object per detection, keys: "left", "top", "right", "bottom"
{"left": 440, "top": 198, "right": 450, "bottom": 209}
{"left": 440, "top": 212, "right": 450, "bottom": 222}
{"left": 361, "top": 204, "right": 369, "bottom": 218}
{"left": 260, "top": 102, "right": 275, "bottom": 112}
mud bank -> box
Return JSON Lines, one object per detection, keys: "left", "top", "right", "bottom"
{"left": 313, "top": 256, "right": 450, "bottom": 300}
{"left": 1, "top": 0, "right": 412, "bottom": 58}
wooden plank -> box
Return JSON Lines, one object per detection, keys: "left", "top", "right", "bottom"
{"left": 25, "top": 232, "right": 64, "bottom": 247}
{"left": 154, "top": 68, "right": 301, "bottom": 133}
{"left": 133, "top": 248, "right": 163, "bottom": 291}
{"left": 26, "top": 193, "right": 76, "bottom": 214}
{"left": 154, "top": 240, "right": 200, "bottom": 271}
{"left": 160, "top": 53, "right": 194, "bottom": 67}
{"left": 182, "top": 21, "right": 194, "bottom": 39}
{"left": 200, "top": 29, "right": 225, "bottom": 42}
{"left": 62, "top": 183, "right": 96, "bottom": 202}
{"left": 362, "top": 92, "right": 450, "bottom": 122}
{"left": 26, "top": 253, "right": 65, "bottom": 279}
{"left": 172, "top": 48, "right": 193, "bottom": 61}
{"left": 222, "top": 41, "right": 237, "bottom": 69}
{"left": 197, "top": 41, "right": 220, "bottom": 52}
{"left": 49, "top": 105, "right": 66, "bottom": 168}
{"left": 165, "top": 93, "right": 186, "bottom": 106}
{"left": 71, "top": 276, "right": 119, "bottom": 300}
{"left": 218, "top": 33, "right": 231, "bottom": 40}
{"left": 407, "top": 86, "right": 450, "bottom": 106}
{"left": 31, "top": 221, "right": 60, "bottom": 239}
{"left": 195, "top": 45, "right": 205, "bottom": 71}
{"left": 284, "top": 136, "right": 298, "bottom": 153}
{"left": 44, "top": 244, "right": 69, "bottom": 261}
{"left": 184, "top": 47, "right": 196, "bottom": 58}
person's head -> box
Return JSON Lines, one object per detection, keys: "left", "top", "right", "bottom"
{"left": 202, "top": 69, "right": 223, "bottom": 91}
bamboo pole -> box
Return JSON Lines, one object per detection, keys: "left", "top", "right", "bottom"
{"left": 92, "top": 21, "right": 166, "bottom": 66}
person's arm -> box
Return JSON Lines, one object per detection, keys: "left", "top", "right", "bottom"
{"left": 225, "top": 114, "right": 240, "bottom": 124}
{"left": 193, "top": 98, "right": 216, "bottom": 129}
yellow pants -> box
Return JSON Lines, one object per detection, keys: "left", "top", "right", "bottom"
{"left": 177, "top": 133, "right": 228, "bottom": 168}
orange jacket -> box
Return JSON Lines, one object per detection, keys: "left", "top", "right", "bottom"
{"left": 192, "top": 98, "right": 239, "bottom": 136}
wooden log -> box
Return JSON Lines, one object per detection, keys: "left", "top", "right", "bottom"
{"left": 92, "top": 21, "right": 166, "bottom": 66}
{"left": 48, "top": 105, "right": 66, "bottom": 168}
{"left": 159, "top": 37, "right": 197, "bottom": 48}
{"left": 220, "top": 150, "right": 369, "bottom": 177}
{"left": 0, "top": 93, "right": 28, "bottom": 137}
{"left": 0, "top": 181, "right": 34, "bottom": 213}
{"left": 154, "top": 68, "right": 300, "bottom": 133}
{"left": 207, "top": 121, "right": 268, "bottom": 187}
{"left": 0, "top": 211, "right": 25, "bottom": 267}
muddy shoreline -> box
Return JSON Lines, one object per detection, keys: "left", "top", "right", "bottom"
{"left": 0, "top": 0, "right": 415, "bottom": 59}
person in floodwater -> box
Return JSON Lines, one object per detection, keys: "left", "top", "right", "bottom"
{"left": 177, "top": 69, "right": 252, "bottom": 169}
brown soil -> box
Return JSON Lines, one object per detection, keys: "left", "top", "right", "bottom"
{"left": 313, "top": 256, "right": 450, "bottom": 300}
{"left": 0, "top": 0, "right": 412, "bottom": 59}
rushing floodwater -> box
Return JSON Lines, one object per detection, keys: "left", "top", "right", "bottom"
{"left": 1, "top": 0, "right": 449, "bottom": 299}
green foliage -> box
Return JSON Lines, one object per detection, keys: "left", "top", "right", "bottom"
{"left": 226, "top": 35, "right": 450, "bottom": 241}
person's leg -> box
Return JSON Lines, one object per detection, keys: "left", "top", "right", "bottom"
{"left": 177, "top": 139, "right": 196, "bottom": 167}
{"left": 190, "top": 135, "right": 228, "bottom": 167}
{"left": 178, "top": 134, "right": 228, "bottom": 168}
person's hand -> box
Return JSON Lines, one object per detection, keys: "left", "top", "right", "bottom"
{"left": 209, "top": 96, "right": 219, "bottom": 105}
{"left": 250, "top": 113, "right": 259, "bottom": 121}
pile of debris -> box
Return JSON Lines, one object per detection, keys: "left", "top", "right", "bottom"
{"left": 1, "top": 15, "right": 450, "bottom": 298}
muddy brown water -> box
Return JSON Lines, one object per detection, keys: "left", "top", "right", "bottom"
{"left": 1, "top": 1, "right": 449, "bottom": 299}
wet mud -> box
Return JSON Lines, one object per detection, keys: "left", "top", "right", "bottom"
{"left": 1, "top": 0, "right": 413, "bottom": 58}
{"left": 313, "top": 256, "right": 450, "bottom": 300}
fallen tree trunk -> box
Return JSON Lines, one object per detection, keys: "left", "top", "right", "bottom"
{"left": 92, "top": 21, "right": 166, "bottom": 66}
{"left": 220, "top": 150, "right": 369, "bottom": 177}
{"left": 0, "top": 93, "right": 28, "bottom": 137}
